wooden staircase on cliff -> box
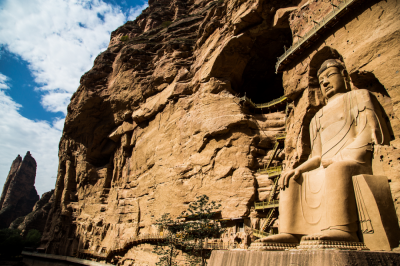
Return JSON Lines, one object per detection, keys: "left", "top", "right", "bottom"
{"left": 252, "top": 116, "right": 288, "bottom": 237}
{"left": 258, "top": 134, "right": 286, "bottom": 173}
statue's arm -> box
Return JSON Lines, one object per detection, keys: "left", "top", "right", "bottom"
{"left": 280, "top": 119, "right": 322, "bottom": 188}
{"left": 331, "top": 108, "right": 377, "bottom": 163}
{"left": 280, "top": 156, "right": 321, "bottom": 188}
{"left": 328, "top": 91, "right": 382, "bottom": 164}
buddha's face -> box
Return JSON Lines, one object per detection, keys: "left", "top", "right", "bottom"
{"left": 318, "top": 66, "right": 347, "bottom": 99}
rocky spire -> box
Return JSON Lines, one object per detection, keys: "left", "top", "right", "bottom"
{"left": 0, "top": 152, "right": 39, "bottom": 228}
{"left": 0, "top": 154, "right": 22, "bottom": 209}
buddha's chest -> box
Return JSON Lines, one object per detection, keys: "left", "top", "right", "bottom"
{"left": 319, "top": 100, "right": 354, "bottom": 143}
{"left": 320, "top": 103, "right": 345, "bottom": 130}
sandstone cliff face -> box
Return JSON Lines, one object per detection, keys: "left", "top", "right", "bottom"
{"left": 0, "top": 152, "right": 39, "bottom": 228}
{"left": 42, "top": 0, "right": 298, "bottom": 260}
{"left": 42, "top": 0, "right": 400, "bottom": 263}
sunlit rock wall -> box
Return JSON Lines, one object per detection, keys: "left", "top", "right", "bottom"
{"left": 42, "top": 0, "right": 300, "bottom": 261}
{"left": 41, "top": 0, "right": 400, "bottom": 264}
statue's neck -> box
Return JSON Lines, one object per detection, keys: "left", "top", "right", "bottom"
{"left": 326, "top": 92, "right": 345, "bottom": 104}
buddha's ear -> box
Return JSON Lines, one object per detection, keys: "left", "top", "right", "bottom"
{"left": 341, "top": 69, "right": 352, "bottom": 91}
{"left": 340, "top": 68, "right": 348, "bottom": 78}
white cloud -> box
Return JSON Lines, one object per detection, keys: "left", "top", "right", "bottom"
{"left": 53, "top": 117, "right": 66, "bottom": 131}
{"left": 0, "top": 0, "right": 148, "bottom": 195}
{"left": 128, "top": 2, "right": 148, "bottom": 21}
{"left": 0, "top": 0, "right": 147, "bottom": 115}
{"left": 0, "top": 73, "right": 10, "bottom": 89}
{"left": 0, "top": 74, "right": 62, "bottom": 195}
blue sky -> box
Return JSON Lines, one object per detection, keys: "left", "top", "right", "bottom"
{"left": 0, "top": 0, "right": 148, "bottom": 196}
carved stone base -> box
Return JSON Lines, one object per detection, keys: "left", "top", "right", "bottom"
{"left": 208, "top": 250, "right": 400, "bottom": 266}
{"left": 249, "top": 242, "right": 298, "bottom": 251}
{"left": 297, "top": 239, "right": 369, "bottom": 250}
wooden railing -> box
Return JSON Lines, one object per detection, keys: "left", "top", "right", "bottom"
{"left": 80, "top": 233, "right": 168, "bottom": 259}
{"left": 276, "top": 133, "right": 286, "bottom": 140}
{"left": 111, "top": 233, "right": 167, "bottom": 252}
{"left": 275, "top": 0, "right": 361, "bottom": 72}
{"left": 257, "top": 165, "right": 282, "bottom": 176}
{"left": 204, "top": 242, "right": 238, "bottom": 250}
{"left": 79, "top": 232, "right": 241, "bottom": 259}
{"left": 239, "top": 95, "right": 287, "bottom": 109}
{"left": 262, "top": 208, "right": 277, "bottom": 232}
{"left": 252, "top": 229, "right": 271, "bottom": 239}
{"left": 254, "top": 200, "right": 280, "bottom": 210}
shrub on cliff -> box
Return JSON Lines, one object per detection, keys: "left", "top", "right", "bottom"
{"left": 154, "top": 195, "right": 224, "bottom": 266}
{"left": 120, "top": 35, "right": 129, "bottom": 41}
{"left": 24, "top": 229, "right": 41, "bottom": 248}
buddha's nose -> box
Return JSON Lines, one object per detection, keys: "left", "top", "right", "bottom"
{"left": 322, "top": 77, "right": 329, "bottom": 86}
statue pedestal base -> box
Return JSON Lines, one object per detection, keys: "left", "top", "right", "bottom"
{"left": 297, "top": 239, "right": 369, "bottom": 250}
{"left": 208, "top": 250, "right": 400, "bottom": 266}
{"left": 248, "top": 242, "right": 298, "bottom": 251}
{"left": 248, "top": 239, "right": 368, "bottom": 251}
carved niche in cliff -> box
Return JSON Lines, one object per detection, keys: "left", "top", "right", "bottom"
{"left": 251, "top": 50, "right": 400, "bottom": 251}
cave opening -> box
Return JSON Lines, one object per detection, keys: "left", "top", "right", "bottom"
{"left": 238, "top": 27, "right": 293, "bottom": 104}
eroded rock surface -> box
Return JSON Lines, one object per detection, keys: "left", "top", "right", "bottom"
{"left": 41, "top": 0, "right": 400, "bottom": 263}
{"left": 0, "top": 152, "right": 39, "bottom": 228}
{"left": 42, "top": 0, "right": 299, "bottom": 260}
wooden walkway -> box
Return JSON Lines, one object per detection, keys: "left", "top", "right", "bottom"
{"left": 275, "top": 0, "right": 363, "bottom": 72}
{"left": 79, "top": 234, "right": 167, "bottom": 260}
{"left": 204, "top": 242, "right": 238, "bottom": 250}
{"left": 254, "top": 200, "right": 280, "bottom": 210}
{"left": 79, "top": 233, "right": 238, "bottom": 260}
{"left": 239, "top": 95, "right": 288, "bottom": 110}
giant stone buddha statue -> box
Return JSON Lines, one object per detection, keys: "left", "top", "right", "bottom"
{"left": 257, "top": 59, "right": 392, "bottom": 247}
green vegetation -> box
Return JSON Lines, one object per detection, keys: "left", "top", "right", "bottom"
{"left": 153, "top": 214, "right": 179, "bottom": 266}
{"left": 120, "top": 35, "right": 129, "bottom": 42}
{"left": 24, "top": 229, "right": 41, "bottom": 247}
{"left": 153, "top": 195, "right": 224, "bottom": 266}
{"left": 0, "top": 229, "right": 41, "bottom": 259}
{"left": 161, "top": 21, "right": 173, "bottom": 28}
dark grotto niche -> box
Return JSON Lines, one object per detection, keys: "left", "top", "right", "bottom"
{"left": 238, "top": 27, "right": 292, "bottom": 103}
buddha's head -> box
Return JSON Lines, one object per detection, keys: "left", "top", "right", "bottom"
{"left": 317, "top": 59, "right": 350, "bottom": 101}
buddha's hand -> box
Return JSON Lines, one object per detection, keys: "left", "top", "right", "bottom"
{"left": 279, "top": 168, "right": 301, "bottom": 189}
{"left": 321, "top": 159, "right": 333, "bottom": 168}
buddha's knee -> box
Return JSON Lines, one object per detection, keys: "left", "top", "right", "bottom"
{"left": 325, "top": 161, "right": 357, "bottom": 179}
{"left": 286, "top": 175, "right": 302, "bottom": 189}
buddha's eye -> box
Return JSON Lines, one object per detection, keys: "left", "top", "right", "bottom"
{"left": 327, "top": 72, "right": 340, "bottom": 78}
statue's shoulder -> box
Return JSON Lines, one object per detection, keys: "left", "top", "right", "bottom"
{"left": 311, "top": 107, "right": 323, "bottom": 129}
{"left": 348, "top": 89, "right": 372, "bottom": 99}
{"left": 348, "top": 89, "right": 374, "bottom": 110}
